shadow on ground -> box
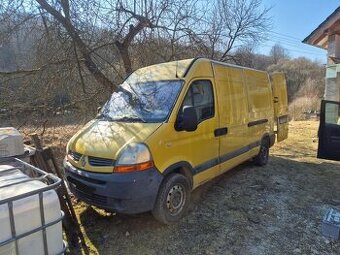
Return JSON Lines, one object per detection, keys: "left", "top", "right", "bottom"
{"left": 71, "top": 155, "right": 340, "bottom": 255}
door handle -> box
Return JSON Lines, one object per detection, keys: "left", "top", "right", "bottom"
{"left": 214, "top": 127, "right": 228, "bottom": 137}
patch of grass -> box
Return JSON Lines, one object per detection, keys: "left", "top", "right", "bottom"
{"left": 21, "top": 120, "right": 340, "bottom": 254}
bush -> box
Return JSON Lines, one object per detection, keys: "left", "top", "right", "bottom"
{"left": 289, "top": 96, "right": 321, "bottom": 120}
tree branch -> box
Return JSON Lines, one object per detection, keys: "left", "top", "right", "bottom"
{"left": 36, "top": 0, "right": 117, "bottom": 92}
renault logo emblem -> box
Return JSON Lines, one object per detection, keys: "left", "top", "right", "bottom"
{"left": 80, "top": 156, "right": 87, "bottom": 167}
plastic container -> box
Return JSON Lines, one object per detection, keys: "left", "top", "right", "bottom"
{"left": 0, "top": 161, "right": 65, "bottom": 255}
{"left": 322, "top": 208, "right": 340, "bottom": 240}
{"left": 0, "top": 128, "right": 24, "bottom": 157}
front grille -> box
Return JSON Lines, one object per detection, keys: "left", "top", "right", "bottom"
{"left": 76, "top": 189, "right": 108, "bottom": 206}
{"left": 69, "top": 151, "right": 115, "bottom": 167}
{"left": 69, "top": 151, "right": 82, "bottom": 161}
{"left": 88, "top": 156, "right": 115, "bottom": 167}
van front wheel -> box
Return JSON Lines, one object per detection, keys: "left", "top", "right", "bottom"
{"left": 152, "top": 173, "right": 191, "bottom": 224}
{"left": 254, "top": 140, "right": 269, "bottom": 166}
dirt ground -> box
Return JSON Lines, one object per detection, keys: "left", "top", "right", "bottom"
{"left": 25, "top": 121, "right": 340, "bottom": 254}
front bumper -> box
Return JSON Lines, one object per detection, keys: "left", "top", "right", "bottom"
{"left": 64, "top": 159, "right": 163, "bottom": 214}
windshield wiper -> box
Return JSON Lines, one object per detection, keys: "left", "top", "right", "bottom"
{"left": 114, "top": 116, "right": 146, "bottom": 123}
{"left": 96, "top": 113, "right": 113, "bottom": 121}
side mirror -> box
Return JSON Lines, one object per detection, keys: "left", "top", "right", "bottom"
{"left": 182, "top": 106, "right": 198, "bottom": 131}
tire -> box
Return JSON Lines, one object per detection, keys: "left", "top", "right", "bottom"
{"left": 152, "top": 173, "right": 191, "bottom": 224}
{"left": 254, "top": 139, "right": 269, "bottom": 166}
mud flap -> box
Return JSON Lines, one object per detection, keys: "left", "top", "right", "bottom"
{"left": 271, "top": 73, "right": 288, "bottom": 142}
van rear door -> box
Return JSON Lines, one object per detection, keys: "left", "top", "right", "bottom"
{"left": 317, "top": 100, "right": 340, "bottom": 161}
{"left": 271, "top": 73, "right": 288, "bottom": 142}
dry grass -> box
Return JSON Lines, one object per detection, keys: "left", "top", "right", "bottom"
{"left": 20, "top": 123, "right": 82, "bottom": 167}
{"left": 272, "top": 121, "right": 319, "bottom": 158}
{"left": 19, "top": 121, "right": 340, "bottom": 254}
{"left": 289, "top": 97, "right": 320, "bottom": 121}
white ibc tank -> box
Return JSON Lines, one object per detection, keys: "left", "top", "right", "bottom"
{"left": 0, "top": 164, "right": 64, "bottom": 255}
{"left": 0, "top": 128, "right": 24, "bottom": 158}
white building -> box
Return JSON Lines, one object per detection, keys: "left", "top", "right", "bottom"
{"left": 303, "top": 7, "right": 340, "bottom": 102}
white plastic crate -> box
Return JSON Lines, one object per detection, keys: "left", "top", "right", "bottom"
{"left": 322, "top": 208, "right": 340, "bottom": 240}
{"left": 0, "top": 128, "right": 24, "bottom": 157}
{"left": 0, "top": 159, "right": 66, "bottom": 255}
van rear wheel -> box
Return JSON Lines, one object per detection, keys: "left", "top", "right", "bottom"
{"left": 254, "top": 140, "right": 269, "bottom": 166}
{"left": 152, "top": 173, "right": 191, "bottom": 224}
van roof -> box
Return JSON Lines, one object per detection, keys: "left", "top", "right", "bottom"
{"left": 128, "top": 58, "right": 194, "bottom": 82}
{"left": 128, "top": 57, "right": 267, "bottom": 83}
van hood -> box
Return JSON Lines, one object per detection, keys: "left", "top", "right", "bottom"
{"left": 67, "top": 119, "right": 162, "bottom": 160}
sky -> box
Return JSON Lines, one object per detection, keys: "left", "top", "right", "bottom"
{"left": 258, "top": 0, "right": 339, "bottom": 63}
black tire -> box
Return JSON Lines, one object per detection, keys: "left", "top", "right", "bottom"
{"left": 152, "top": 173, "right": 191, "bottom": 224}
{"left": 254, "top": 139, "right": 269, "bottom": 166}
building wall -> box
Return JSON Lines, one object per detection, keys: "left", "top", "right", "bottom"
{"left": 324, "top": 32, "right": 340, "bottom": 122}
{"left": 328, "top": 34, "right": 340, "bottom": 64}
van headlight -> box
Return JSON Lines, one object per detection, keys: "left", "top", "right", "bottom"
{"left": 114, "top": 143, "right": 154, "bottom": 173}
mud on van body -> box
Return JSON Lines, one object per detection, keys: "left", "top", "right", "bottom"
{"left": 64, "top": 58, "right": 288, "bottom": 224}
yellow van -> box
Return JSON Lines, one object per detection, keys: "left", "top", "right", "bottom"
{"left": 64, "top": 58, "right": 288, "bottom": 224}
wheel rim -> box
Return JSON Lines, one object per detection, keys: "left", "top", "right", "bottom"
{"left": 166, "top": 184, "right": 186, "bottom": 216}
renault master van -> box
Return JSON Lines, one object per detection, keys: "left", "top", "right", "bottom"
{"left": 64, "top": 58, "right": 288, "bottom": 224}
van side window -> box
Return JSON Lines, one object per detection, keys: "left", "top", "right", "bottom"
{"left": 181, "top": 80, "right": 214, "bottom": 123}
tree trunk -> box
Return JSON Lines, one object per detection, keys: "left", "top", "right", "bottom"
{"left": 115, "top": 42, "right": 133, "bottom": 77}
{"left": 36, "top": 0, "right": 117, "bottom": 93}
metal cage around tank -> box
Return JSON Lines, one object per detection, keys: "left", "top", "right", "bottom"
{"left": 0, "top": 158, "right": 66, "bottom": 255}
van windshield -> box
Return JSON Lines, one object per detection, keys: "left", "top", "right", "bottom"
{"left": 98, "top": 80, "right": 183, "bottom": 123}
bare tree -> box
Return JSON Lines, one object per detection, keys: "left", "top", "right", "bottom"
{"left": 35, "top": 0, "right": 119, "bottom": 92}
{"left": 267, "top": 57, "right": 325, "bottom": 101}
{"left": 200, "top": 0, "right": 271, "bottom": 61}
{"left": 270, "top": 43, "right": 289, "bottom": 64}
{"left": 232, "top": 44, "right": 256, "bottom": 67}
{"left": 0, "top": 0, "right": 273, "bottom": 126}
{"left": 33, "top": 0, "right": 202, "bottom": 83}
{"left": 110, "top": 0, "right": 199, "bottom": 74}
